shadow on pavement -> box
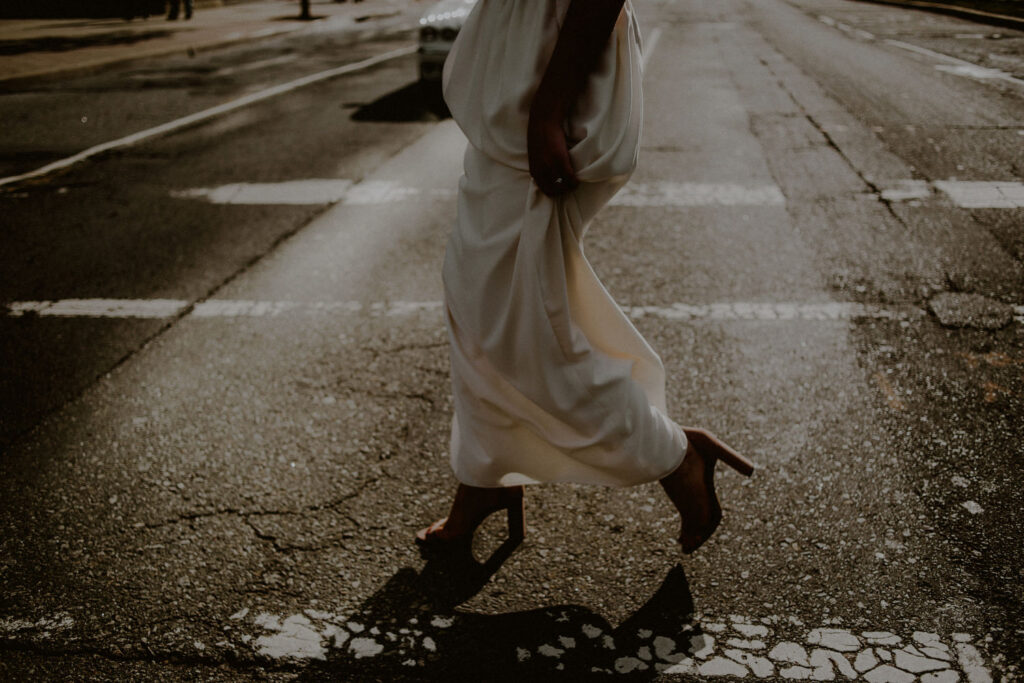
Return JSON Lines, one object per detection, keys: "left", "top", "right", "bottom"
{"left": 350, "top": 80, "right": 450, "bottom": 123}
{"left": 0, "top": 30, "right": 173, "bottom": 56}
{"left": 295, "top": 540, "right": 700, "bottom": 682}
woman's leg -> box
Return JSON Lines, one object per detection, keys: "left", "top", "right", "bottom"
{"left": 417, "top": 484, "right": 525, "bottom": 545}
{"left": 660, "top": 428, "right": 753, "bottom": 553}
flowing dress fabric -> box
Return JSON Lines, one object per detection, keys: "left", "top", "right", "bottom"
{"left": 441, "top": 0, "right": 687, "bottom": 488}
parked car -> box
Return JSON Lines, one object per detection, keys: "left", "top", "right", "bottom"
{"left": 417, "top": 0, "right": 476, "bottom": 82}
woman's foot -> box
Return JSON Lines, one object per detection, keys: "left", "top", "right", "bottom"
{"left": 416, "top": 484, "right": 525, "bottom": 546}
{"left": 660, "top": 428, "right": 753, "bottom": 553}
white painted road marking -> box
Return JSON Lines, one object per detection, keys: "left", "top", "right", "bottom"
{"left": 0, "top": 612, "right": 74, "bottom": 637}
{"left": 9, "top": 298, "right": 1023, "bottom": 325}
{"left": 171, "top": 180, "right": 454, "bottom": 205}
{"left": 932, "top": 180, "right": 1024, "bottom": 209}
{"left": 884, "top": 39, "right": 1024, "bottom": 87}
{"left": 171, "top": 178, "right": 1024, "bottom": 209}
{"left": 934, "top": 63, "right": 1018, "bottom": 81}
{"left": 7, "top": 298, "right": 189, "bottom": 318}
{"left": 233, "top": 607, "right": 997, "bottom": 680}
{"left": 817, "top": 16, "right": 1024, "bottom": 87}
{"left": 627, "top": 302, "right": 924, "bottom": 321}
{"left": 173, "top": 180, "right": 355, "bottom": 205}
{"left": 211, "top": 54, "right": 299, "bottom": 77}
{"left": 884, "top": 39, "right": 984, "bottom": 67}
{"left": 0, "top": 45, "right": 417, "bottom": 189}
{"left": 173, "top": 180, "right": 787, "bottom": 207}
{"left": 818, "top": 15, "right": 876, "bottom": 41}
{"left": 879, "top": 179, "right": 1024, "bottom": 208}
{"left": 878, "top": 180, "right": 932, "bottom": 202}
{"left": 609, "top": 182, "right": 787, "bottom": 207}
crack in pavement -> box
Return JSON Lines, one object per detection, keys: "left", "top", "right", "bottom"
{"left": 141, "top": 475, "right": 380, "bottom": 532}
{"left": 748, "top": 39, "right": 1024, "bottom": 274}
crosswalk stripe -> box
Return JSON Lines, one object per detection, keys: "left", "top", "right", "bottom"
{"left": 172, "top": 180, "right": 787, "bottom": 207}
{"left": 608, "top": 182, "right": 787, "bottom": 207}
{"left": 931, "top": 181, "right": 1024, "bottom": 209}
{"left": 8, "top": 298, "right": 1020, "bottom": 324}
{"left": 6, "top": 299, "right": 188, "bottom": 318}
{"left": 169, "top": 178, "right": 1024, "bottom": 209}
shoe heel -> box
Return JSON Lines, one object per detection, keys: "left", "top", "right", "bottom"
{"left": 506, "top": 499, "right": 525, "bottom": 540}
{"left": 716, "top": 442, "right": 754, "bottom": 477}
{"left": 687, "top": 428, "right": 755, "bottom": 477}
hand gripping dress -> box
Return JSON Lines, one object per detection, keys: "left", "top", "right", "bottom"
{"left": 441, "top": 0, "right": 687, "bottom": 488}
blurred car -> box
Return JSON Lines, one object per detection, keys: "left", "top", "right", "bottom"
{"left": 417, "top": 0, "right": 477, "bottom": 82}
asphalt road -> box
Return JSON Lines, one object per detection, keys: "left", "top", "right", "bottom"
{"left": 1, "top": 0, "right": 1022, "bottom": 680}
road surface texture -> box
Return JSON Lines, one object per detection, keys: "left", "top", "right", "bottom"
{"left": 0, "top": 0, "right": 1021, "bottom": 680}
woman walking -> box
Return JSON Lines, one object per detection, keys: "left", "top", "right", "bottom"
{"left": 418, "top": 0, "right": 753, "bottom": 553}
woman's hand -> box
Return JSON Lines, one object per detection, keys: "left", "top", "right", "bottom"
{"left": 526, "top": 0, "right": 625, "bottom": 198}
{"left": 528, "top": 107, "right": 578, "bottom": 197}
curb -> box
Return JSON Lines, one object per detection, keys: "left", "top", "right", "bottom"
{"left": 849, "top": 0, "right": 1024, "bottom": 32}
{"left": 0, "top": 14, "right": 417, "bottom": 89}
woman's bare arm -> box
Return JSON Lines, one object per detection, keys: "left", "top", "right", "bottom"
{"left": 528, "top": 0, "right": 627, "bottom": 197}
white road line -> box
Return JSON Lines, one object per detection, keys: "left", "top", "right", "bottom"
{"left": 172, "top": 180, "right": 786, "bottom": 207}
{"left": 9, "top": 301, "right": 1015, "bottom": 325}
{"left": 7, "top": 299, "right": 189, "bottom": 318}
{"left": 884, "top": 39, "right": 1024, "bottom": 86}
{"left": 933, "top": 180, "right": 1024, "bottom": 208}
{"left": 879, "top": 179, "right": 932, "bottom": 202}
{"left": 212, "top": 54, "right": 299, "bottom": 77}
{"left": 0, "top": 612, "right": 74, "bottom": 637}
{"left": 643, "top": 27, "right": 663, "bottom": 71}
{"left": 173, "top": 180, "right": 355, "bottom": 205}
{"left": 818, "top": 15, "right": 875, "bottom": 40}
{"left": 173, "top": 177, "right": 1024, "bottom": 209}
{"left": 0, "top": 298, "right": 941, "bottom": 322}
{"left": 934, "top": 63, "right": 1019, "bottom": 81}
{"left": 0, "top": 45, "right": 417, "bottom": 189}
{"left": 8, "top": 299, "right": 1021, "bottom": 324}
{"left": 172, "top": 180, "right": 456, "bottom": 205}
{"left": 626, "top": 302, "right": 924, "bottom": 321}
{"left": 192, "top": 300, "right": 442, "bottom": 317}
{"left": 608, "top": 182, "right": 786, "bottom": 207}
{"left": 879, "top": 179, "right": 1024, "bottom": 208}
{"left": 819, "top": 17, "right": 1020, "bottom": 85}
{"left": 885, "top": 39, "right": 978, "bottom": 66}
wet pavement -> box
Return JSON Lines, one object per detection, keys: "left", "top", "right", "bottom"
{"left": 0, "top": 0, "right": 1022, "bottom": 680}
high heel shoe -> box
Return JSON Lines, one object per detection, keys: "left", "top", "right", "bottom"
{"left": 415, "top": 484, "right": 525, "bottom": 547}
{"left": 666, "top": 428, "right": 753, "bottom": 554}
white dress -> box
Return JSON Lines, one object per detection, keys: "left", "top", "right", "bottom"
{"left": 441, "top": 0, "right": 687, "bottom": 488}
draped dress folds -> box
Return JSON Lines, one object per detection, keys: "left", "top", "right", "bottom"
{"left": 440, "top": 0, "right": 687, "bottom": 488}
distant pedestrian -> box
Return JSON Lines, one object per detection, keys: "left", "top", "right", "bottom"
{"left": 417, "top": 0, "right": 754, "bottom": 553}
{"left": 167, "top": 0, "right": 192, "bottom": 20}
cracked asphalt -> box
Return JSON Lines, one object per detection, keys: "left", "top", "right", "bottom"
{"left": 1, "top": 0, "right": 1022, "bottom": 680}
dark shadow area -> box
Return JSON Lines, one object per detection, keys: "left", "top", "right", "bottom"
{"left": 0, "top": 30, "right": 174, "bottom": 56}
{"left": 271, "top": 15, "right": 326, "bottom": 22}
{"left": 353, "top": 11, "right": 402, "bottom": 23}
{"left": 1, "top": 0, "right": 164, "bottom": 19}
{"left": 295, "top": 539, "right": 703, "bottom": 682}
{"left": 350, "top": 81, "right": 450, "bottom": 123}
